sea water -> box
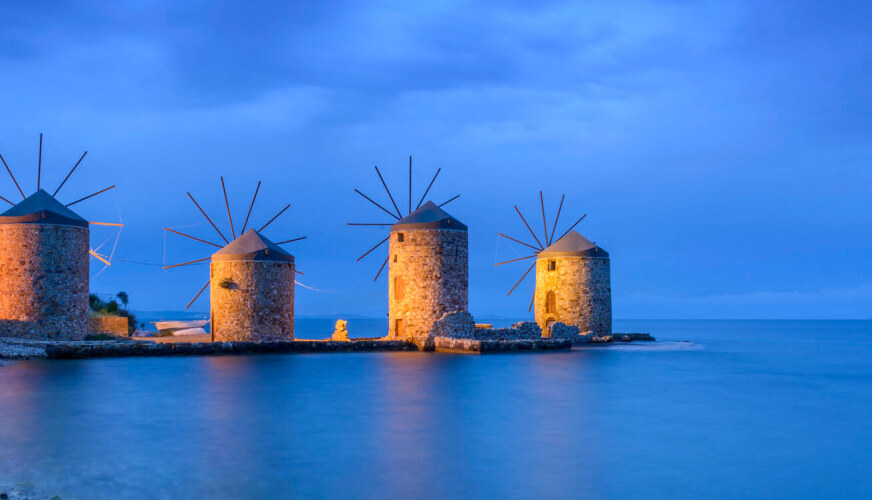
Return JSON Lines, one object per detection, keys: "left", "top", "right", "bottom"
{"left": 0, "top": 320, "right": 869, "bottom": 499}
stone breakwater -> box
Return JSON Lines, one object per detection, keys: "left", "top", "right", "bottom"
{"left": 0, "top": 338, "right": 417, "bottom": 360}
{"left": 0, "top": 330, "right": 655, "bottom": 360}
{"left": 45, "top": 339, "right": 417, "bottom": 359}
{"left": 434, "top": 337, "right": 572, "bottom": 352}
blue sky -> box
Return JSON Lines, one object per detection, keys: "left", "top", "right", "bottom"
{"left": 0, "top": 0, "right": 869, "bottom": 319}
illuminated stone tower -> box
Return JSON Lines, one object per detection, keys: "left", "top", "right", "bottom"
{"left": 0, "top": 190, "right": 89, "bottom": 339}
{"left": 210, "top": 229, "right": 296, "bottom": 342}
{"left": 388, "top": 201, "right": 468, "bottom": 345}
{"left": 534, "top": 231, "right": 611, "bottom": 336}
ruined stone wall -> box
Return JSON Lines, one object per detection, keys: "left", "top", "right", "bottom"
{"left": 0, "top": 224, "right": 89, "bottom": 340}
{"left": 89, "top": 316, "right": 129, "bottom": 336}
{"left": 210, "top": 260, "right": 295, "bottom": 342}
{"left": 473, "top": 321, "right": 542, "bottom": 340}
{"left": 388, "top": 229, "right": 468, "bottom": 345}
{"left": 534, "top": 256, "right": 611, "bottom": 336}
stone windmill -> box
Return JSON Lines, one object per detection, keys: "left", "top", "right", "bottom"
{"left": 349, "top": 157, "right": 467, "bottom": 345}
{"left": 0, "top": 134, "right": 120, "bottom": 340}
{"left": 497, "top": 192, "right": 611, "bottom": 336}
{"left": 163, "top": 178, "right": 305, "bottom": 342}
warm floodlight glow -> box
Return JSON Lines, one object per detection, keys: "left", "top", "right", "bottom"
{"left": 89, "top": 250, "right": 111, "bottom": 266}
{"left": 496, "top": 191, "right": 588, "bottom": 309}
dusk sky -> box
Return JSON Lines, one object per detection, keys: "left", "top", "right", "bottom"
{"left": 0, "top": 0, "right": 869, "bottom": 319}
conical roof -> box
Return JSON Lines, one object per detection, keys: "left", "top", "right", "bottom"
{"left": 538, "top": 231, "right": 608, "bottom": 258}
{"left": 391, "top": 201, "right": 467, "bottom": 231}
{"left": 212, "top": 228, "right": 295, "bottom": 263}
{"left": 0, "top": 189, "right": 88, "bottom": 228}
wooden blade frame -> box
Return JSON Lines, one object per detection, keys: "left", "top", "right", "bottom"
{"left": 187, "top": 192, "right": 229, "bottom": 244}
{"left": 53, "top": 151, "right": 88, "bottom": 197}
{"left": 164, "top": 227, "right": 222, "bottom": 248}
{"left": 186, "top": 280, "right": 210, "bottom": 309}
{"left": 66, "top": 185, "right": 116, "bottom": 207}
{"left": 0, "top": 151, "right": 25, "bottom": 199}
{"left": 220, "top": 176, "right": 236, "bottom": 239}
{"left": 240, "top": 180, "right": 261, "bottom": 234}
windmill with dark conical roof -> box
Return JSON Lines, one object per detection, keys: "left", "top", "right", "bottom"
{"left": 349, "top": 156, "right": 467, "bottom": 344}
{"left": 163, "top": 178, "right": 305, "bottom": 342}
{"left": 497, "top": 191, "right": 611, "bottom": 336}
{"left": 0, "top": 134, "right": 120, "bottom": 340}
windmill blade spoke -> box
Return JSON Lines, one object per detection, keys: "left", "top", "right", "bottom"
{"left": 408, "top": 155, "right": 412, "bottom": 215}
{"left": 52, "top": 151, "right": 87, "bottom": 197}
{"left": 514, "top": 205, "right": 544, "bottom": 249}
{"left": 416, "top": 167, "right": 441, "bottom": 209}
{"left": 185, "top": 280, "right": 210, "bottom": 309}
{"left": 497, "top": 232, "right": 541, "bottom": 252}
{"left": 295, "top": 270, "right": 305, "bottom": 275}
{"left": 373, "top": 255, "right": 389, "bottom": 282}
{"left": 438, "top": 194, "right": 460, "bottom": 207}
{"left": 548, "top": 194, "right": 565, "bottom": 246}
{"left": 374, "top": 165, "right": 402, "bottom": 218}
{"left": 164, "top": 227, "right": 222, "bottom": 248}
{"left": 528, "top": 292, "right": 535, "bottom": 312}
{"left": 495, "top": 254, "right": 537, "bottom": 266}
{"left": 356, "top": 236, "right": 389, "bottom": 262}
{"left": 37, "top": 133, "right": 42, "bottom": 191}
{"left": 258, "top": 204, "right": 291, "bottom": 232}
{"left": 355, "top": 189, "right": 400, "bottom": 220}
{"left": 0, "top": 151, "right": 25, "bottom": 199}
{"left": 187, "top": 192, "right": 229, "bottom": 244}
{"left": 277, "top": 236, "right": 307, "bottom": 244}
{"left": 65, "top": 185, "right": 116, "bottom": 207}
{"left": 0, "top": 194, "right": 14, "bottom": 206}
{"left": 347, "top": 222, "right": 394, "bottom": 226}
{"left": 163, "top": 256, "right": 211, "bottom": 270}
{"left": 240, "top": 180, "right": 261, "bottom": 234}
{"left": 220, "top": 176, "right": 236, "bottom": 239}
{"left": 89, "top": 221, "right": 124, "bottom": 227}
{"left": 507, "top": 261, "right": 536, "bottom": 296}
{"left": 539, "top": 191, "right": 549, "bottom": 248}
{"left": 555, "top": 214, "right": 587, "bottom": 243}
{"left": 89, "top": 250, "right": 111, "bottom": 266}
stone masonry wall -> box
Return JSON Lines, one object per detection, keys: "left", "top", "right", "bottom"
{"left": 473, "top": 321, "right": 542, "bottom": 340}
{"left": 210, "top": 260, "right": 295, "bottom": 342}
{"left": 0, "top": 224, "right": 89, "bottom": 340}
{"left": 89, "top": 316, "right": 129, "bottom": 336}
{"left": 389, "top": 229, "right": 468, "bottom": 346}
{"left": 534, "top": 256, "right": 611, "bottom": 336}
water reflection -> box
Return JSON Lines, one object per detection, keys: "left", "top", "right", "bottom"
{"left": 0, "top": 320, "right": 870, "bottom": 498}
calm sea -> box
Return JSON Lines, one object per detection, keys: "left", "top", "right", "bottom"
{"left": 0, "top": 319, "right": 870, "bottom": 499}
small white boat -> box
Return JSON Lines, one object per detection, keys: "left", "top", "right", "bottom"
{"left": 172, "top": 327, "right": 208, "bottom": 336}
{"left": 152, "top": 320, "right": 209, "bottom": 336}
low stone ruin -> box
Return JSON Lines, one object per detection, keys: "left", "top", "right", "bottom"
{"left": 332, "top": 319, "right": 350, "bottom": 341}
{"left": 425, "top": 312, "right": 654, "bottom": 351}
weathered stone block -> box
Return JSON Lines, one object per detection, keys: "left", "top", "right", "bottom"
{"left": 388, "top": 228, "right": 468, "bottom": 345}
{"left": 0, "top": 224, "right": 88, "bottom": 340}
{"left": 89, "top": 316, "right": 129, "bottom": 336}
{"left": 210, "top": 260, "right": 295, "bottom": 342}
{"left": 535, "top": 255, "right": 611, "bottom": 336}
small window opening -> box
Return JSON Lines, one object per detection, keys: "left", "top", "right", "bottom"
{"left": 394, "top": 277, "right": 405, "bottom": 300}
{"left": 547, "top": 260, "right": 557, "bottom": 271}
{"left": 393, "top": 255, "right": 398, "bottom": 263}
{"left": 545, "top": 291, "right": 556, "bottom": 314}
{"left": 397, "top": 233, "right": 404, "bottom": 242}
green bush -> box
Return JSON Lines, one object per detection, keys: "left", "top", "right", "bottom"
{"left": 89, "top": 291, "right": 137, "bottom": 335}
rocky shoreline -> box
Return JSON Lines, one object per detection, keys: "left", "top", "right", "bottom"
{"left": 0, "top": 332, "right": 655, "bottom": 360}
